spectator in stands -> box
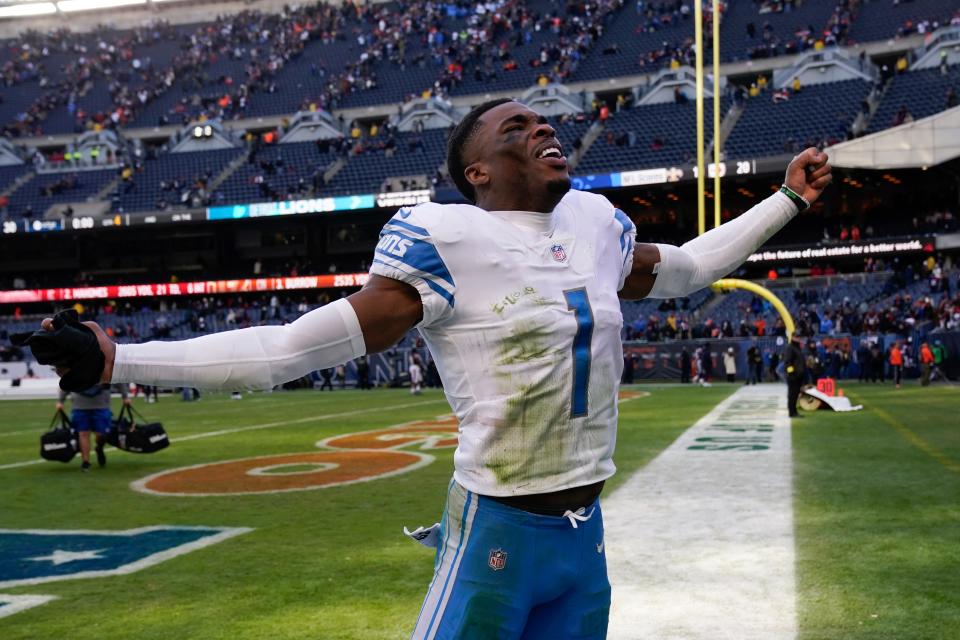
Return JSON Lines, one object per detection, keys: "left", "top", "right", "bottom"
{"left": 947, "top": 88, "right": 958, "bottom": 109}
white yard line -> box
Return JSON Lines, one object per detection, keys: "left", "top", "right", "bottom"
{"left": 0, "top": 399, "right": 447, "bottom": 470}
{"left": 0, "top": 460, "right": 45, "bottom": 471}
{"left": 0, "top": 429, "right": 41, "bottom": 438}
{"left": 170, "top": 399, "right": 445, "bottom": 442}
{"left": 605, "top": 384, "right": 796, "bottom": 640}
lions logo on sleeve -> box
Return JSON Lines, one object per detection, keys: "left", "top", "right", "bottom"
{"left": 370, "top": 206, "right": 457, "bottom": 328}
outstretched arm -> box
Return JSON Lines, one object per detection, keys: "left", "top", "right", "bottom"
{"left": 42, "top": 275, "right": 423, "bottom": 391}
{"left": 620, "top": 148, "right": 832, "bottom": 300}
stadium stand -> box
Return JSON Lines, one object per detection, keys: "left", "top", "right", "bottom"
{"left": 216, "top": 140, "right": 344, "bottom": 205}
{"left": 4, "top": 168, "right": 115, "bottom": 220}
{"left": 113, "top": 147, "right": 243, "bottom": 213}
{"left": 867, "top": 63, "right": 960, "bottom": 135}
{"left": 322, "top": 127, "right": 448, "bottom": 196}
{"left": 576, "top": 98, "right": 725, "bottom": 174}
{"left": 725, "top": 78, "right": 870, "bottom": 158}
{"left": 847, "top": 0, "right": 960, "bottom": 43}
{"left": 717, "top": 0, "right": 839, "bottom": 62}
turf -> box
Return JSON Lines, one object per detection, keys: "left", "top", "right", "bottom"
{"left": 0, "top": 383, "right": 957, "bottom": 639}
{"left": 0, "top": 385, "right": 728, "bottom": 639}
{"left": 794, "top": 383, "right": 960, "bottom": 640}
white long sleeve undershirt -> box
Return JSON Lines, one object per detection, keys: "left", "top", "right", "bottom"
{"left": 647, "top": 191, "right": 798, "bottom": 298}
{"left": 111, "top": 298, "right": 366, "bottom": 391}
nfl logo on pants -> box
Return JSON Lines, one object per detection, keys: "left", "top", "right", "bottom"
{"left": 488, "top": 549, "right": 507, "bottom": 571}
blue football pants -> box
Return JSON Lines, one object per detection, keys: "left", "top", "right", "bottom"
{"left": 411, "top": 480, "right": 610, "bottom": 639}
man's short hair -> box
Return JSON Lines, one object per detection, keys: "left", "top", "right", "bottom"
{"left": 446, "top": 98, "right": 514, "bottom": 203}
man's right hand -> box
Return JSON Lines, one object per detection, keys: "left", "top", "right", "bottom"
{"left": 40, "top": 317, "right": 116, "bottom": 384}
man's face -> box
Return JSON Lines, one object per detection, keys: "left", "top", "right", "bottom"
{"left": 466, "top": 101, "right": 571, "bottom": 206}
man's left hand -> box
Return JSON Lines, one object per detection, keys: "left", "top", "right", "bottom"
{"left": 784, "top": 148, "right": 832, "bottom": 205}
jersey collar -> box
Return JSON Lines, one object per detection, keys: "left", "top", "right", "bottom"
{"left": 485, "top": 208, "right": 557, "bottom": 236}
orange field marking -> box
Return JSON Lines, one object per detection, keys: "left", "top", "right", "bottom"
{"left": 320, "top": 416, "right": 459, "bottom": 451}
{"left": 132, "top": 390, "right": 653, "bottom": 497}
{"left": 133, "top": 450, "right": 432, "bottom": 496}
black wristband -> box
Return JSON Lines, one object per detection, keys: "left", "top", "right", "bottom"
{"left": 779, "top": 184, "right": 810, "bottom": 211}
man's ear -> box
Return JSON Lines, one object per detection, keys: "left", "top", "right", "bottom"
{"left": 465, "top": 162, "right": 489, "bottom": 192}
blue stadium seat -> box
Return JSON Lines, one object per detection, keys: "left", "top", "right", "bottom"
{"left": 5, "top": 169, "right": 116, "bottom": 220}
{"left": 725, "top": 79, "right": 869, "bottom": 158}
{"left": 867, "top": 64, "right": 960, "bottom": 134}
{"left": 114, "top": 147, "right": 242, "bottom": 213}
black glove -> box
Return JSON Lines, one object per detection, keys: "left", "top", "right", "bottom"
{"left": 10, "top": 310, "right": 105, "bottom": 392}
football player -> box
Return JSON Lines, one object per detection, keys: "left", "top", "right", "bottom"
{"left": 33, "top": 99, "right": 830, "bottom": 639}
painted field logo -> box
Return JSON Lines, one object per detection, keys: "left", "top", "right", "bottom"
{"left": 131, "top": 392, "right": 650, "bottom": 497}
{"left": 0, "top": 526, "right": 251, "bottom": 589}
{"left": 133, "top": 416, "right": 460, "bottom": 497}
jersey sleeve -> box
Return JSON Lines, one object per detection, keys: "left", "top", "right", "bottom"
{"left": 369, "top": 206, "right": 456, "bottom": 328}
{"left": 612, "top": 207, "right": 637, "bottom": 290}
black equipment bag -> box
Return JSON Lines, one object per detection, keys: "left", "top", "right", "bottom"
{"left": 40, "top": 409, "right": 78, "bottom": 463}
{"left": 107, "top": 405, "right": 169, "bottom": 454}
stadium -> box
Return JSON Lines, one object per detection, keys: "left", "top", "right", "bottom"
{"left": 0, "top": 0, "right": 958, "bottom": 638}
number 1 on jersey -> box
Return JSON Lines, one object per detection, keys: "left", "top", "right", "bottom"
{"left": 564, "top": 288, "right": 594, "bottom": 418}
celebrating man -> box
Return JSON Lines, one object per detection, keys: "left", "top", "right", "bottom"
{"left": 28, "top": 99, "right": 830, "bottom": 639}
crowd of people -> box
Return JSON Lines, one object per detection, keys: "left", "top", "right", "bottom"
{"left": 12, "top": 0, "right": 935, "bottom": 139}
{"left": 622, "top": 258, "right": 958, "bottom": 348}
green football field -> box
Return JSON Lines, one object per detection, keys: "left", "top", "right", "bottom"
{"left": 0, "top": 383, "right": 957, "bottom": 639}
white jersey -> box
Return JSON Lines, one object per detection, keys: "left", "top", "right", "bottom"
{"left": 370, "top": 190, "right": 636, "bottom": 496}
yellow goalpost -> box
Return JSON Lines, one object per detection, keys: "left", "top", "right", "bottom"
{"left": 696, "top": 4, "right": 795, "bottom": 338}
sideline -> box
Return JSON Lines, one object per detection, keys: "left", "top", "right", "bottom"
{"left": 605, "top": 384, "right": 797, "bottom": 640}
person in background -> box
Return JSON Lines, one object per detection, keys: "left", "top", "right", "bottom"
{"left": 699, "top": 343, "right": 713, "bottom": 386}
{"left": 931, "top": 340, "right": 947, "bottom": 382}
{"left": 408, "top": 351, "right": 424, "bottom": 395}
{"left": 783, "top": 334, "right": 806, "bottom": 418}
{"left": 746, "top": 343, "right": 762, "bottom": 384}
{"left": 888, "top": 341, "right": 903, "bottom": 389}
{"left": 919, "top": 342, "right": 935, "bottom": 386}
{"left": 356, "top": 355, "right": 371, "bottom": 390}
{"left": 680, "top": 347, "right": 692, "bottom": 384}
{"left": 723, "top": 347, "right": 737, "bottom": 383}
{"left": 57, "top": 383, "right": 129, "bottom": 471}
{"left": 319, "top": 367, "right": 334, "bottom": 391}
{"left": 767, "top": 348, "right": 780, "bottom": 382}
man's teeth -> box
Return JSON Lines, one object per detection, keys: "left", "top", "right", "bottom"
{"left": 539, "top": 148, "right": 562, "bottom": 158}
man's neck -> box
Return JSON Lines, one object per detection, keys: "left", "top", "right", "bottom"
{"left": 476, "top": 192, "right": 564, "bottom": 213}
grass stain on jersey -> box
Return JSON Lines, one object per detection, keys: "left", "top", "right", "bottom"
{"left": 496, "top": 321, "right": 556, "bottom": 366}
{"left": 487, "top": 320, "right": 571, "bottom": 486}
{"left": 486, "top": 377, "right": 569, "bottom": 486}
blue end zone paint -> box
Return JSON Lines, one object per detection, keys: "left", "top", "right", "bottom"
{"left": 0, "top": 526, "right": 251, "bottom": 589}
